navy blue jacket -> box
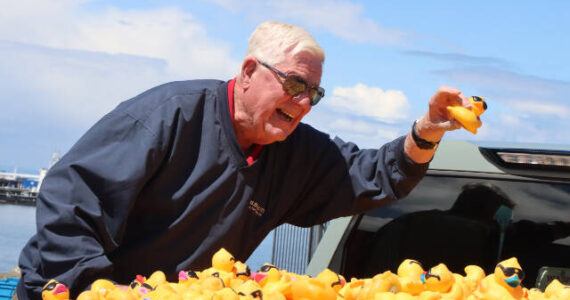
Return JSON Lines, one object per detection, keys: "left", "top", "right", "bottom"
{"left": 18, "top": 80, "right": 428, "bottom": 299}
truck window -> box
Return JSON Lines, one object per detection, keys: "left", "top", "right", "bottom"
{"left": 342, "top": 175, "right": 570, "bottom": 288}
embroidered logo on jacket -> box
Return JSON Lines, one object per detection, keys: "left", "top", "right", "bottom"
{"left": 248, "top": 200, "right": 265, "bottom": 217}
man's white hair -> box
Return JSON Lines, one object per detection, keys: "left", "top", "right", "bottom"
{"left": 246, "top": 21, "right": 325, "bottom": 65}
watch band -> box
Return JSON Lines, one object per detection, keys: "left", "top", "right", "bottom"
{"left": 411, "top": 120, "right": 440, "bottom": 150}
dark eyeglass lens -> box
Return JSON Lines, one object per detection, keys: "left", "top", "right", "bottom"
{"left": 500, "top": 265, "right": 525, "bottom": 279}
{"left": 282, "top": 74, "right": 324, "bottom": 105}
{"left": 141, "top": 283, "right": 153, "bottom": 290}
{"left": 503, "top": 268, "right": 515, "bottom": 276}
{"left": 259, "top": 264, "right": 278, "bottom": 272}
{"left": 311, "top": 89, "right": 325, "bottom": 105}
{"left": 309, "top": 89, "right": 317, "bottom": 101}
{"left": 283, "top": 77, "right": 306, "bottom": 96}
{"left": 188, "top": 271, "right": 199, "bottom": 278}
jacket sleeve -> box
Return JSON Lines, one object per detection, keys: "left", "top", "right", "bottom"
{"left": 25, "top": 109, "right": 165, "bottom": 297}
{"left": 283, "top": 133, "right": 429, "bottom": 227}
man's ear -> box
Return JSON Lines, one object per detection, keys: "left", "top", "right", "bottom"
{"left": 239, "top": 57, "right": 257, "bottom": 89}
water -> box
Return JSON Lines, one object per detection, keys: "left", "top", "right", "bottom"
{"left": 0, "top": 204, "right": 36, "bottom": 272}
{"left": 0, "top": 204, "right": 273, "bottom": 273}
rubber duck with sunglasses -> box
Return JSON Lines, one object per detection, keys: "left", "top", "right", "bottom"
{"left": 477, "top": 257, "right": 527, "bottom": 299}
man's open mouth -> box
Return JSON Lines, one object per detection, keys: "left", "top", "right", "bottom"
{"left": 277, "top": 108, "right": 294, "bottom": 122}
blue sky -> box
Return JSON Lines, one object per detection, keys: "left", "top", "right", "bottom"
{"left": 1, "top": 0, "right": 569, "bottom": 173}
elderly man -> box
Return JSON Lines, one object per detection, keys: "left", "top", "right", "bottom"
{"left": 18, "top": 21, "right": 467, "bottom": 299}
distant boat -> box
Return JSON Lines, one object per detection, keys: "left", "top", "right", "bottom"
{"left": 0, "top": 153, "right": 59, "bottom": 206}
{"left": 0, "top": 170, "right": 45, "bottom": 205}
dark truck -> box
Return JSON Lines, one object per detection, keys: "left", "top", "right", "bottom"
{"left": 302, "top": 140, "right": 570, "bottom": 290}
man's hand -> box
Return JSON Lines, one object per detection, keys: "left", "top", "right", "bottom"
{"left": 405, "top": 86, "right": 470, "bottom": 163}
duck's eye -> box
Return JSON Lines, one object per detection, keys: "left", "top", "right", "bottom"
{"left": 43, "top": 282, "right": 57, "bottom": 291}
{"left": 409, "top": 260, "right": 423, "bottom": 268}
{"left": 331, "top": 273, "right": 342, "bottom": 287}
{"left": 236, "top": 266, "right": 251, "bottom": 277}
{"left": 259, "top": 264, "right": 278, "bottom": 272}
{"left": 251, "top": 290, "right": 263, "bottom": 299}
{"left": 188, "top": 270, "right": 199, "bottom": 278}
{"left": 425, "top": 270, "right": 441, "bottom": 281}
{"left": 472, "top": 96, "right": 483, "bottom": 102}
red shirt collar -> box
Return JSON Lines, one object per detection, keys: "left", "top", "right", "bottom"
{"left": 228, "top": 78, "right": 262, "bottom": 165}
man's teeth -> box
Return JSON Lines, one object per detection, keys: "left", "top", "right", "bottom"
{"left": 278, "top": 109, "right": 294, "bottom": 121}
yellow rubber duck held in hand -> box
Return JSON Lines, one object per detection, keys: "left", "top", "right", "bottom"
{"left": 476, "top": 257, "right": 526, "bottom": 299}
{"left": 42, "top": 279, "right": 70, "bottom": 300}
{"left": 447, "top": 96, "right": 487, "bottom": 134}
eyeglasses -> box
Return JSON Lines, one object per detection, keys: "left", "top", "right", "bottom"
{"left": 257, "top": 59, "right": 325, "bottom": 106}
{"left": 497, "top": 264, "right": 525, "bottom": 280}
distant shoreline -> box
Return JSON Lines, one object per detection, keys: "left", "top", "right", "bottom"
{"left": 0, "top": 199, "right": 36, "bottom": 207}
{"left": 0, "top": 267, "right": 20, "bottom": 279}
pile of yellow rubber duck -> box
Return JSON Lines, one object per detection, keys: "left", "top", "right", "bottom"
{"left": 41, "top": 248, "right": 569, "bottom": 300}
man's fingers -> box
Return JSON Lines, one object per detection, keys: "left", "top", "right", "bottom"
{"left": 430, "top": 86, "right": 469, "bottom": 110}
{"left": 437, "top": 119, "right": 462, "bottom": 131}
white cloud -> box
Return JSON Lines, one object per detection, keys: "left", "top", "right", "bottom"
{"left": 0, "top": 0, "right": 94, "bottom": 53}
{"left": 435, "top": 67, "right": 570, "bottom": 105}
{"left": 0, "top": 1, "right": 241, "bottom": 126}
{"left": 0, "top": 41, "right": 171, "bottom": 124}
{"left": 509, "top": 101, "right": 569, "bottom": 118}
{"left": 268, "top": 0, "right": 409, "bottom": 46}
{"left": 499, "top": 114, "right": 522, "bottom": 127}
{"left": 329, "top": 118, "right": 376, "bottom": 134}
{"left": 325, "top": 118, "right": 401, "bottom": 148}
{"left": 326, "top": 83, "right": 410, "bottom": 122}
{"left": 74, "top": 7, "right": 239, "bottom": 78}
{"left": 204, "top": 0, "right": 409, "bottom": 46}
{"left": 496, "top": 114, "right": 549, "bottom": 143}
{"left": 203, "top": 0, "right": 242, "bottom": 12}
{"left": 0, "top": 1, "right": 239, "bottom": 79}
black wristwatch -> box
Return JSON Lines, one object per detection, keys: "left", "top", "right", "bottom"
{"left": 411, "top": 120, "right": 440, "bottom": 150}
